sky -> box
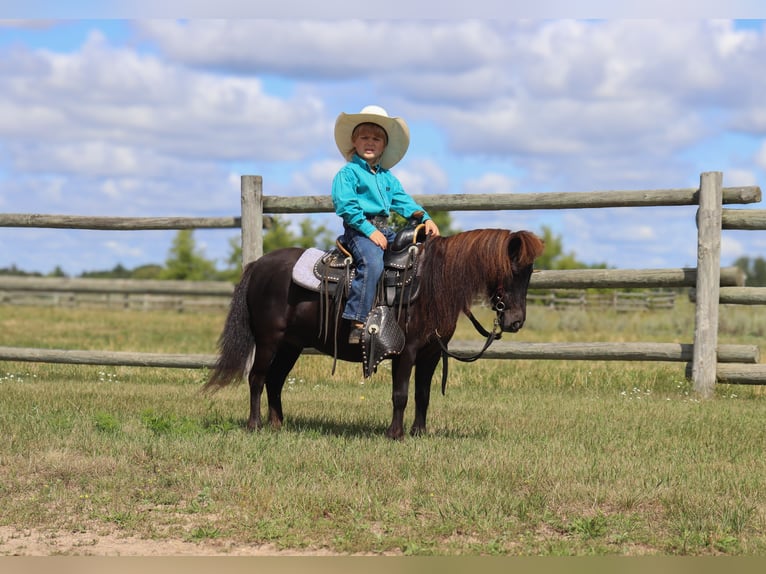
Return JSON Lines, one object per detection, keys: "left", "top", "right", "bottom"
{"left": 2, "top": 10, "right": 766, "bottom": 275}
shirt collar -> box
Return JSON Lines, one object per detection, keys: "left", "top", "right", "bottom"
{"left": 352, "top": 153, "right": 382, "bottom": 173}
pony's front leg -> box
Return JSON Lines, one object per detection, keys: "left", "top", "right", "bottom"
{"left": 410, "top": 348, "right": 441, "bottom": 436}
{"left": 386, "top": 355, "right": 413, "bottom": 440}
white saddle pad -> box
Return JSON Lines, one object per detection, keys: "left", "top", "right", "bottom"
{"left": 291, "top": 247, "right": 326, "bottom": 291}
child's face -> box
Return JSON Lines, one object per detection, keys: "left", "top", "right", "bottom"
{"left": 352, "top": 125, "right": 387, "bottom": 166}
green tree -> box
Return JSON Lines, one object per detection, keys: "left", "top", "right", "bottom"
{"left": 428, "top": 211, "right": 459, "bottom": 236}
{"left": 296, "top": 217, "right": 334, "bottom": 249}
{"left": 734, "top": 256, "right": 766, "bottom": 286}
{"left": 0, "top": 264, "right": 41, "bottom": 277}
{"left": 219, "top": 236, "right": 244, "bottom": 283}
{"left": 220, "top": 216, "right": 335, "bottom": 282}
{"left": 131, "top": 264, "right": 164, "bottom": 280}
{"left": 80, "top": 264, "right": 131, "bottom": 279}
{"left": 48, "top": 265, "right": 68, "bottom": 278}
{"left": 389, "top": 210, "right": 460, "bottom": 236}
{"left": 533, "top": 225, "right": 607, "bottom": 270}
{"left": 262, "top": 216, "right": 295, "bottom": 254}
{"left": 159, "top": 230, "right": 217, "bottom": 280}
{"left": 262, "top": 215, "right": 333, "bottom": 253}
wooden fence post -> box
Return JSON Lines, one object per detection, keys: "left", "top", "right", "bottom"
{"left": 240, "top": 175, "right": 264, "bottom": 266}
{"left": 692, "top": 171, "right": 723, "bottom": 397}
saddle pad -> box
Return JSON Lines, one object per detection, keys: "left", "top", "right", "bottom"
{"left": 292, "top": 247, "right": 325, "bottom": 292}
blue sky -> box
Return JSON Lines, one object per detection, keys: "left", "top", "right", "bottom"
{"left": 2, "top": 17, "right": 766, "bottom": 275}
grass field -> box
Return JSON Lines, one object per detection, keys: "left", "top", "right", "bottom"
{"left": 1, "top": 300, "right": 765, "bottom": 555}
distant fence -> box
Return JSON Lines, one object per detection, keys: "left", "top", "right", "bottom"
{"left": 2, "top": 172, "right": 766, "bottom": 392}
{"left": 0, "top": 278, "right": 675, "bottom": 313}
{"left": 527, "top": 289, "right": 676, "bottom": 311}
{"left": 0, "top": 276, "right": 233, "bottom": 312}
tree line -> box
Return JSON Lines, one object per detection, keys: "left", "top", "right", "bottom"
{"left": 3, "top": 213, "right": 765, "bottom": 285}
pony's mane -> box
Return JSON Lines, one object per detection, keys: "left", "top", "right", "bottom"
{"left": 418, "top": 229, "right": 544, "bottom": 335}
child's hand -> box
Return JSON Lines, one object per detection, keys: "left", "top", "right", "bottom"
{"left": 370, "top": 230, "right": 388, "bottom": 250}
{"left": 424, "top": 219, "right": 440, "bottom": 237}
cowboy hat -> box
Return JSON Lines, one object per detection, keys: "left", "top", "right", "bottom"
{"left": 334, "top": 105, "right": 410, "bottom": 169}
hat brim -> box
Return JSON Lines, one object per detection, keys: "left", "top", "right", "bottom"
{"left": 334, "top": 112, "right": 410, "bottom": 169}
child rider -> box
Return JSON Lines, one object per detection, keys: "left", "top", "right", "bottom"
{"left": 331, "top": 105, "right": 440, "bottom": 344}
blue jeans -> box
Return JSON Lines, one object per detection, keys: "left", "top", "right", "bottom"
{"left": 341, "top": 225, "right": 396, "bottom": 323}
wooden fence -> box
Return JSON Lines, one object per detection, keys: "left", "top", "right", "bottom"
{"left": 0, "top": 278, "right": 674, "bottom": 312}
{"left": 2, "top": 172, "right": 766, "bottom": 393}
{"left": 0, "top": 276, "right": 233, "bottom": 312}
{"left": 527, "top": 290, "right": 677, "bottom": 311}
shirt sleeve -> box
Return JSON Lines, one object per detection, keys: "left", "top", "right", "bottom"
{"left": 389, "top": 175, "right": 431, "bottom": 222}
{"left": 332, "top": 167, "right": 377, "bottom": 237}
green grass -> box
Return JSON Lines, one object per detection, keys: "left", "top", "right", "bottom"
{"left": 0, "top": 301, "right": 765, "bottom": 555}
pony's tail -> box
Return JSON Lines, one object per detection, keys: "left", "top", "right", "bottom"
{"left": 203, "top": 262, "right": 258, "bottom": 392}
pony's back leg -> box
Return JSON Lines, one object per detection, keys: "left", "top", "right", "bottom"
{"left": 265, "top": 344, "right": 302, "bottom": 430}
{"left": 247, "top": 364, "right": 265, "bottom": 431}
{"left": 246, "top": 343, "right": 279, "bottom": 431}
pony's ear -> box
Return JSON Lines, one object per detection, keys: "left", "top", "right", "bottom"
{"left": 509, "top": 231, "right": 545, "bottom": 266}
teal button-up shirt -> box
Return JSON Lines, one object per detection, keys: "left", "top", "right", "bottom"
{"left": 332, "top": 154, "right": 430, "bottom": 237}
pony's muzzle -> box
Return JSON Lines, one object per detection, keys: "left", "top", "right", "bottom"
{"left": 500, "top": 309, "right": 525, "bottom": 332}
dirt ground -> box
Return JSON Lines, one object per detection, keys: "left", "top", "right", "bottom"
{"left": 0, "top": 526, "right": 343, "bottom": 556}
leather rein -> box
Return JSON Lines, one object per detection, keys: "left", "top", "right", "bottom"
{"left": 434, "top": 287, "right": 506, "bottom": 395}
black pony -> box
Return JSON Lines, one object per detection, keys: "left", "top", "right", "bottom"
{"left": 204, "top": 228, "right": 544, "bottom": 439}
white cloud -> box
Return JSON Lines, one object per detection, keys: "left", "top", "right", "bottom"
{"left": 396, "top": 159, "right": 450, "bottom": 196}
{"left": 135, "top": 20, "right": 502, "bottom": 79}
{"left": 104, "top": 239, "right": 144, "bottom": 258}
{"left": 723, "top": 168, "right": 759, "bottom": 186}
{"left": 281, "top": 159, "right": 344, "bottom": 196}
{"left": 754, "top": 141, "right": 766, "bottom": 171}
{"left": 0, "top": 29, "right": 330, "bottom": 164}
{"left": 721, "top": 234, "right": 745, "bottom": 261}
{"left": 462, "top": 173, "right": 519, "bottom": 195}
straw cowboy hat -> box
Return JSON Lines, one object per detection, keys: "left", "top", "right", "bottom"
{"left": 334, "top": 105, "right": 410, "bottom": 169}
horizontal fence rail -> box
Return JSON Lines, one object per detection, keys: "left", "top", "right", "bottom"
{"left": 450, "top": 341, "right": 760, "bottom": 363}
{"left": 0, "top": 341, "right": 758, "bottom": 369}
{"left": 721, "top": 209, "right": 766, "bottom": 230}
{"left": 1, "top": 187, "right": 760, "bottom": 230}
{"left": 256, "top": 187, "right": 762, "bottom": 213}
{"left": 712, "top": 364, "right": 766, "bottom": 385}
{"left": 531, "top": 267, "right": 744, "bottom": 289}
{"left": 0, "top": 214, "right": 243, "bottom": 230}
{"left": 690, "top": 287, "right": 766, "bottom": 305}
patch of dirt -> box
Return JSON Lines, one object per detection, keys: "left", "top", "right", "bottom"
{"left": 0, "top": 526, "right": 345, "bottom": 556}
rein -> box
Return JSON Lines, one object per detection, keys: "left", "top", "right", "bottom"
{"left": 435, "top": 287, "right": 505, "bottom": 395}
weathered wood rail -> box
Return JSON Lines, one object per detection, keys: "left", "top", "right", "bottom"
{"left": 0, "top": 341, "right": 759, "bottom": 370}
{"left": 2, "top": 172, "right": 765, "bottom": 393}
{"left": 0, "top": 266, "right": 746, "bottom": 295}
